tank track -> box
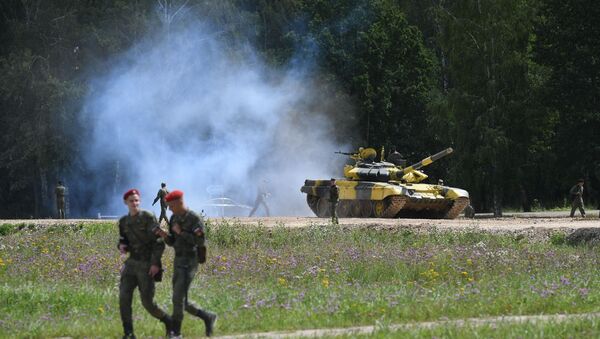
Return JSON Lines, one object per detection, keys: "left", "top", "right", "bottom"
{"left": 444, "top": 197, "right": 470, "bottom": 219}
{"left": 381, "top": 196, "right": 408, "bottom": 218}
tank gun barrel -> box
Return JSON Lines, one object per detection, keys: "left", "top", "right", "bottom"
{"left": 402, "top": 148, "right": 453, "bottom": 174}
{"left": 335, "top": 151, "right": 354, "bottom": 156}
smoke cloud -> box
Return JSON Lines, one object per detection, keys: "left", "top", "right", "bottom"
{"left": 79, "top": 23, "right": 348, "bottom": 217}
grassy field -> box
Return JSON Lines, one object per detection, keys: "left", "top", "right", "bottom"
{"left": 0, "top": 220, "right": 599, "bottom": 338}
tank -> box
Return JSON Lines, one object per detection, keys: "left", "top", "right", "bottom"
{"left": 300, "top": 147, "right": 470, "bottom": 219}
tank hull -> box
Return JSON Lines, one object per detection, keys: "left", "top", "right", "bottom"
{"left": 301, "top": 179, "right": 469, "bottom": 219}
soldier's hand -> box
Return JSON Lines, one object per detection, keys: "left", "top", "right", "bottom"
{"left": 118, "top": 244, "right": 128, "bottom": 254}
{"left": 172, "top": 223, "right": 182, "bottom": 235}
{"left": 154, "top": 227, "right": 168, "bottom": 238}
{"left": 149, "top": 265, "right": 160, "bottom": 277}
{"left": 193, "top": 228, "right": 204, "bottom": 236}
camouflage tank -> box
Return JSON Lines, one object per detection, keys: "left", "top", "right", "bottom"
{"left": 300, "top": 147, "right": 470, "bottom": 219}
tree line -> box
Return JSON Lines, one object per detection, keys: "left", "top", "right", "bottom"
{"left": 1, "top": 0, "right": 598, "bottom": 218}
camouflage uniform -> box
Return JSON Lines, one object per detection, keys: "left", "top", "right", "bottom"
{"left": 249, "top": 183, "right": 270, "bottom": 217}
{"left": 330, "top": 184, "right": 339, "bottom": 224}
{"left": 153, "top": 187, "right": 170, "bottom": 225}
{"left": 165, "top": 209, "right": 216, "bottom": 336}
{"left": 55, "top": 184, "right": 66, "bottom": 219}
{"left": 118, "top": 210, "right": 171, "bottom": 337}
{"left": 388, "top": 151, "right": 406, "bottom": 167}
{"left": 569, "top": 184, "right": 586, "bottom": 217}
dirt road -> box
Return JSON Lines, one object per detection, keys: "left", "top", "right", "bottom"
{"left": 2, "top": 211, "right": 598, "bottom": 234}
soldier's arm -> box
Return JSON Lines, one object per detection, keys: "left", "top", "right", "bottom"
{"left": 117, "top": 219, "right": 129, "bottom": 250}
{"left": 177, "top": 214, "right": 203, "bottom": 246}
{"left": 149, "top": 216, "right": 165, "bottom": 266}
{"left": 152, "top": 190, "right": 161, "bottom": 206}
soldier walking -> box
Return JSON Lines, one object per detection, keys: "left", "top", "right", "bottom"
{"left": 154, "top": 190, "right": 217, "bottom": 337}
{"left": 55, "top": 181, "right": 66, "bottom": 219}
{"left": 330, "top": 178, "right": 339, "bottom": 224}
{"left": 153, "top": 182, "right": 170, "bottom": 226}
{"left": 118, "top": 189, "right": 172, "bottom": 338}
{"left": 569, "top": 179, "right": 586, "bottom": 217}
{"left": 248, "top": 179, "right": 270, "bottom": 217}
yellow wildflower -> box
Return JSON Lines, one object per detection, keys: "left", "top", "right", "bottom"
{"left": 278, "top": 277, "right": 287, "bottom": 286}
{"left": 322, "top": 278, "right": 330, "bottom": 288}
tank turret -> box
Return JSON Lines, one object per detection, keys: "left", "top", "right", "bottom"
{"left": 343, "top": 148, "right": 454, "bottom": 183}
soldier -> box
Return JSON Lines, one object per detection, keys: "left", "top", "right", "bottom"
{"left": 55, "top": 181, "right": 66, "bottom": 219}
{"left": 118, "top": 189, "right": 172, "bottom": 339}
{"left": 464, "top": 204, "right": 475, "bottom": 219}
{"left": 154, "top": 190, "right": 217, "bottom": 337}
{"left": 569, "top": 179, "right": 586, "bottom": 218}
{"left": 248, "top": 179, "right": 270, "bottom": 217}
{"left": 329, "top": 178, "right": 339, "bottom": 224}
{"left": 152, "top": 182, "right": 170, "bottom": 226}
{"left": 387, "top": 146, "right": 406, "bottom": 167}
{"left": 437, "top": 179, "right": 444, "bottom": 186}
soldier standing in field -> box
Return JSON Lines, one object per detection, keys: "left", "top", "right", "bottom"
{"left": 55, "top": 181, "right": 66, "bottom": 219}
{"left": 154, "top": 190, "right": 217, "bottom": 337}
{"left": 330, "top": 178, "right": 339, "bottom": 224}
{"left": 152, "top": 183, "right": 170, "bottom": 226}
{"left": 569, "top": 179, "right": 586, "bottom": 218}
{"left": 248, "top": 179, "right": 270, "bottom": 217}
{"left": 118, "top": 189, "right": 172, "bottom": 338}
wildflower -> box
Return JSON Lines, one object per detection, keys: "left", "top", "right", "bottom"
{"left": 322, "top": 278, "right": 330, "bottom": 288}
{"left": 98, "top": 307, "right": 104, "bottom": 314}
{"left": 461, "top": 271, "right": 468, "bottom": 277}
{"left": 466, "top": 259, "right": 473, "bottom": 266}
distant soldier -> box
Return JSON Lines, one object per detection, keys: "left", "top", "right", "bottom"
{"left": 55, "top": 181, "right": 66, "bottom": 219}
{"left": 154, "top": 190, "right": 217, "bottom": 337}
{"left": 569, "top": 179, "right": 586, "bottom": 218}
{"left": 248, "top": 179, "right": 270, "bottom": 217}
{"left": 152, "top": 183, "right": 169, "bottom": 225}
{"left": 388, "top": 146, "right": 406, "bottom": 167}
{"left": 118, "top": 189, "right": 172, "bottom": 338}
{"left": 437, "top": 179, "right": 444, "bottom": 186}
{"left": 329, "top": 178, "right": 339, "bottom": 224}
{"left": 464, "top": 204, "right": 475, "bottom": 219}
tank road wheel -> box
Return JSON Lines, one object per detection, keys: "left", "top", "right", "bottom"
{"left": 337, "top": 200, "right": 350, "bottom": 218}
{"left": 306, "top": 195, "right": 320, "bottom": 216}
{"left": 359, "top": 200, "right": 373, "bottom": 218}
{"left": 349, "top": 200, "right": 362, "bottom": 217}
{"left": 373, "top": 200, "right": 386, "bottom": 218}
{"left": 444, "top": 197, "right": 470, "bottom": 219}
{"left": 317, "top": 198, "right": 331, "bottom": 217}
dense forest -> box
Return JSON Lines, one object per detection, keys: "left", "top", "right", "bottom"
{"left": 1, "top": 0, "right": 599, "bottom": 218}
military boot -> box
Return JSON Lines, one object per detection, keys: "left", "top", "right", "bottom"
{"left": 160, "top": 315, "right": 173, "bottom": 337}
{"left": 169, "top": 319, "right": 182, "bottom": 339}
{"left": 196, "top": 310, "right": 217, "bottom": 337}
{"left": 122, "top": 322, "right": 135, "bottom": 339}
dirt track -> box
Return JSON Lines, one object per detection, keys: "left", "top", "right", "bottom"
{"left": 2, "top": 211, "right": 598, "bottom": 234}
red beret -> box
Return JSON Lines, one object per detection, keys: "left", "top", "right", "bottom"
{"left": 165, "top": 190, "right": 183, "bottom": 202}
{"left": 123, "top": 189, "right": 140, "bottom": 200}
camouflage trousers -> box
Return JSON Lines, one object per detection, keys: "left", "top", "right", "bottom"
{"left": 56, "top": 198, "right": 65, "bottom": 219}
{"left": 172, "top": 255, "right": 205, "bottom": 322}
{"left": 570, "top": 199, "right": 586, "bottom": 217}
{"left": 159, "top": 205, "right": 169, "bottom": 225}
{"left": 119, "top": 259, "right": 168, "bottom": 327}
{"left": 249, "top": 197, "right": 270, "bottom": 217}
{"left": 330, "top": 202, "right": 338, "bottom": 224}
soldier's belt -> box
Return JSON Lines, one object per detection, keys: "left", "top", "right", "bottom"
{"left": 175, "top": 250, "right": 197, "bottom": 258}
{"left": 128, "top": 253, "right": 152, "bottom": 261}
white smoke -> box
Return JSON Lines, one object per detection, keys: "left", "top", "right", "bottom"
{"left": 81, "top": 24, "right": 347, "bottom": 217}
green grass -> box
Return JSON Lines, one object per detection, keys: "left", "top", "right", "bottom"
{"left": 0, "top": 220, "right": 599, "bottom": 337}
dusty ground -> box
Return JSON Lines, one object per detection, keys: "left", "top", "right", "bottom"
{"left": 2, "top": 211, "right": 598, "bottom": 235}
